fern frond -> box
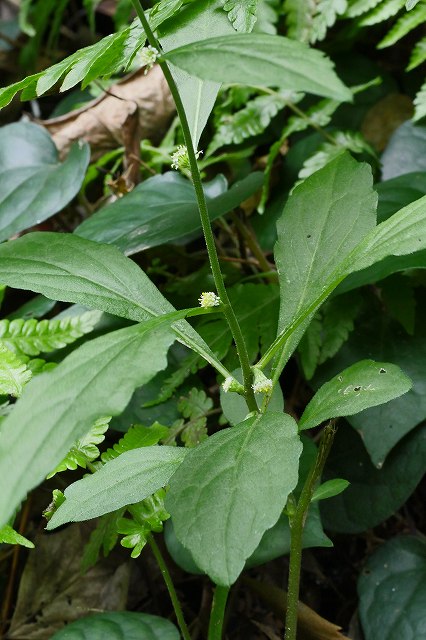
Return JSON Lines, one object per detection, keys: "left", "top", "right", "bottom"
{"left": 101, "top": 422, "right": 168, "bottom": 463}
{"left": 345, "top": 0, "right": 384, "bottom": 18}
{"left": 283, "top": 0, "right": 317, "bottom": 42}
{"left": 47, "top": 416, "right": 111, "bottom": 477}
{"left": 408, "top": 36, "right": 426, "bottom": 69}
{"left": 222, "top": 0, "right": 258, "bottom": 32}
{"left": 0, "top": 310, "right": 101, "bottom": 357}
{"left": 0, "top": 342, "right": 32, "bottom": 397}
{"left": 413, "top": 78, "right": 426, "bottom": 121}
{"left": 378, "top": 0, "right": 426, "bottom": 47}
{"left": 310, "top": 0, "right": 348, "bottom": 43}
{"left": 359, "top": 0, "right": 405, "bottom": 25}
{"left": 209, "top": 93, "right": 286, "bottom": 153}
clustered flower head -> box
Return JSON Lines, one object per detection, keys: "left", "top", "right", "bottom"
{"left": 251, "top": 368, "right": 273, "bottom": 395}
{"left": 171, "top": 145, "right": 203, "bottom": 172}
{"left": 222, "top": 376, "right": 244, "bottom": 394}
{"left": 198, "top": 291, "right": 221, "bottom": 308}
{"left": 139, "top": 45, "right": 160, "bottom": 74}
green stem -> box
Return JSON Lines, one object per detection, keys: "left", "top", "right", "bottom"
{"left": 131, "top": 0, "right": 257, "bottom": 413}
{"left": 148, "top": 534, "right": 191, "bottom": 640}
{"left": 285, "top": 422, "right": 336, "bottom": 640}
{"left": 208, "top": 585, "right": 230, "bottom": 640}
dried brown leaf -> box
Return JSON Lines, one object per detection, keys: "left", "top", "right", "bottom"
{"left": 7, "top": 524, "right": 130, "bottom": 640}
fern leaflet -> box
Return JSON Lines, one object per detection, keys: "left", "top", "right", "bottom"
{"left": 222, "top": 0, "right": 258, "bottom": 32}
{"left": 0, "top": 342, "right": 32, "bottom": 397}
{"left": 310, "top": 0, "right": 348, "bottom": 43}
{"left": 359, "top": 0, "right": 406, "bottom": 26}
{"left": 0, "top": 310, "right": 101, "bottom": 357}
{"left": 283, "top": 0, "right": 317, "bottom": 42}
{"left": 413, "top": 78, "right": 426, "bottom": 121}
{"left": 378, "top": 0, "right": 426, "bottom": 47}
{"left": 408, "top": 36, "right": 426, "bottom": 68}
{"left": 345, "top": 0, "right": 384, "bottom": 18}
{"left": 101, "top": 422, "right": 168, "bottom": 463}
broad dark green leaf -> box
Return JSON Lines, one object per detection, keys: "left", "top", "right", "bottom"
{"left": 314, "top": 305, "right": 426, "bottom": 465}
{"left": 163, "top": 33, "right": 352, "bottom": 101}
{"left": 47, "top": 446, "right": 186, "bottom": 528}
{"left": 381, "top": 121, "right": 426, "bottom": 180}
{"left": 358, "top": 536, "right": 426, "bottom": 640}
{"left": 0, "top": 314, "right": 183, "bottom": 528}
{"left": 165, "top": 435, "right": 330, "bottom": 574}
{"left": 299, "top": 360, "right": 411, "bottom": 431}
{"left": 320, "top": 422, "right": 426, "bottom": 533}
{"left": 75, "top": 172, "right": 263, "bottom": 255}
{"left": 0, "top": 233, "right": 227, "bottom": 376}
{"left": 51, "top": 611, "right": 180, "bottom": 640}
{"left": 275, "top": 153, "right": 377, "bottom": 368}
{"left": 166, "top": 412, "right": 302, "bottom": 585}
{"left": 159, "top": 0, "right": 235, "bottom": 146}
{"left": 0, "top": 122, "right": 89, "bottom": 242}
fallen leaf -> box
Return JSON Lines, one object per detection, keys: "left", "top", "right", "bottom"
{"left": 7, "top": 524, "right": 130, "bottom": 640}
{"left": 38, "top": 65, "right": 175, "bottom": 184}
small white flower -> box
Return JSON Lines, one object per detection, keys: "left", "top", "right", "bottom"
{"left": 222, "top": 376, "right": 244, "bottom": 394}
{"left": 171, "top": 145, "right": 203, "bottom": 172}
{"left": 139, "top": 45, "right": 160, "bottom": 74}
{"left": 251, "top": 368, "right": 273, "bottom": 395}
{"left": 198, "top": 291, "right": 221, "bottom": 308}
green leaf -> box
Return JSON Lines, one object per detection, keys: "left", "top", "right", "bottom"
{"left": 47, "top": 416, "right": 111, "bottom": 478}
{"left": 209, "top": 93, "right": 286, "bottom": 153}
{"left": 311, "top": 478, "right": 349, "bottom": 502}
{"left": 408, "top": 36, "right": 426, "bottom": 69}
{"left": 150, "top": 0, "right": 184, "bottom": 24}
{"left": 345, "top": 0, "right": 383, "bottom": 18}
{"left": 358, "top": 536, "right": 426, "bottom": 640}
{"left": 0, "top": 122, "right": 89, "bottom": 242}
{"left": 406, "top": 0, "right": 421, "bottom": 8}
{"left": 414, "top": 79, "right": 426, "bottom": 121}
{"left": 163, "top": 33, "right": 352, "bottom": 102}
{"left": 283, "top": 0, "right": 316, "bottom": 42}
{"left": 0, "top": 524, "right": 34, "bottom": 548}
{"left": 0, "top": 310, "right": 101, "bottom": 357}
{"left": 310, "top": 0, "right": 348, "bottom": 43}
{"left": 358, "top": 0, "right": 405, "bottom": 25}
{"left": 0, "top": 21, "right": 145, "bottom": 109}
{"left": 381, "top": 122, "right": 426, "bottom": 180}
{"left": 0, "top": 233, "right": 226, "bottom": 375}
{"left": 299, "top": 360, "right": 411, "bottom": 431}
{"left": 0, "top": 313, "right": 184, "bottom": 528}
{"left": 378, "top": 0, "right": 426, "bottom": 47}
{"left": 159, "top": 0, "right": 235, "bottom": 147}
{"left": 166, "top": 412, "right": 302, "bottom": 586}
{"left": 50, "top": 611, "right": 180, "bottom": 640}
{"left": 0, "top": 342, "right": 32, "bottom": 397}
{"left": 118, "top": 491, "right": 170, "bottom": 558}
{"left": 275, "top": 153, "right": 377, "bottom": 369}
{"left": 313, "top": 306, "right": 426, "bottom": 466}
{"left": 320, "top": 421, "right": 426, "bottom": 533}
{"left": 47, "top": 446, "right": 186, "bottom": 529}
{"left": 81, "top": 509, "right": 124, "bottom": 571}
{"left": 222, "top": 0, "right": 258, "bottom": 32}
{"left": 101, "top": 423, "right": 169, "bottom": 463}
{"left": 76, "top": 172, "right": 263, "bottom": 255}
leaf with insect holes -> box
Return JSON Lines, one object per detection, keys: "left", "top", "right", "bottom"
{"left": 299, "top": 360, "right": 411, "bottom": 431}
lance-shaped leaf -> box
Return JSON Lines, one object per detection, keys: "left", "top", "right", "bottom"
{"left": 299, "top": 360, "right": 412, "bottom": 431}
{"left": 0, "top": 312, "right": 188, "bottom": 528}
{"left": 0, "top": 233, "right": 227, "bottom": 375}
{"left": 159, "top": 0, "right": 235, "bottom": 147}
{"left": 47, "top": 446, "right": 186, "bottom": 529}
{"left": 75, "top": 172, "right": 263, "bottom": 255}
{"left": 166, "top": 412, "right": 302, "bottom": 586}
{"left": 0, "top": 122, "right": 89, "bottom": 242}
{"left": 163, "top": 33, "right": 352, "bottom": 101}
{"left": 274, "top": 153, "right": 377, "bottom": 368}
